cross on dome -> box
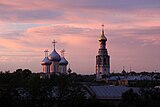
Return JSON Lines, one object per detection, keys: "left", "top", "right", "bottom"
{"left": 52, "top": 40, "right": 57, "bottom": 49}
{"left": 60, "top": 49, "right": 65, "bottom": 57}
{"left": 44, "top": 49, "right": 49, "bottom": 57}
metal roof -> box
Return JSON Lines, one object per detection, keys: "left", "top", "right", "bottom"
{"left": 48, "top": 49, "right": 61, "bottom": 62}
{"left": 86, "top": 85, "right": 139, "bottom": 100}
{"left": 59, "top": 57, "right": 68, "bottom": 65}
{"left": 109, "top": 75, "right": 154, "bottom": 81}
{"left": 41, "top": 57, "right": 52, "bottom": 65}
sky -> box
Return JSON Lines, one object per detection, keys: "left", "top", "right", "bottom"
{"left": 0, "top": 0, "right": 160, "bottom": 74}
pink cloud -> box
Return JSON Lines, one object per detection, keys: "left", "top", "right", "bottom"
{"left": 0, "top": 0, "right": 159, "bottom": 27}
{"left": 0, "top": 24, "right": 160, "bottom": 73}
{"left": 0, "top": 0, "right": 160, "bottom": 73}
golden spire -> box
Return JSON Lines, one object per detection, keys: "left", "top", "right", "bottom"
{"left": 99, "top": 24, "right": 107, "bottom": 41}
{"left": 102, "top": 24, "right": 104, "bottom": 36}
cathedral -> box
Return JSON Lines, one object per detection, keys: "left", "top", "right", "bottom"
{"left": 41, "top": 40, "right": 69, "bottom": 78}
{"left": 96, "top": 25, "right": 110, "bottom": 80}
{"left": 41, "top": 25, "right": 110, "bottom": 80}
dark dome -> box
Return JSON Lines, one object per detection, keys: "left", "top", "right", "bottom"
{"left": 59, "top": 57, "right": 68, "bottom": 65}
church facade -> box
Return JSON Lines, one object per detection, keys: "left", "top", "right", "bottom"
{"left": 96, "top": 25, "right": 110, "bottom": 80}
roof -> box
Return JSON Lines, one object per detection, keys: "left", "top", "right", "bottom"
{"left": 99, "top": 29, "right": 107, "bottom": 41}
{"left": 86, "top": 85, "right": 139, "bottom": 100}
{"left": 109, "top": 75, "right": 154, "bottom": 81}
{"left": 41, "top": 57, "right": 52, "bottom": 65}
{"left": 99, "top": 35, "right": 107, "bottom": 41}
{"left": 59, "top": 57, "right": 68, "bottom": 65}
{"left": 48, "top": 49, "right": 61, "bottom": 62}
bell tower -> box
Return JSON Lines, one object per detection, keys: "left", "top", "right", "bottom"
{"left": 96, "top": 24, "right": 110, "bottom": 80}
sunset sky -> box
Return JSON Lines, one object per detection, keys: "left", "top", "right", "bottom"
{"left": 0, "top": 0, "right": 160, "bottom": 74}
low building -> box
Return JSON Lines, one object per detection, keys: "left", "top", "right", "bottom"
{"left": 108, "top": 76, "right": 128, "bottom": 86}
{"left": 85, "top": 85, "right": 139, "bottom": 100}
{"left": 108, "top": 75, "right": 157, "bottom": 86}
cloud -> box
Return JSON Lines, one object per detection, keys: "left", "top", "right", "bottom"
{"left": 0, "top": 0, "right": 159, "bottom": 25}
{"left": 0, "top": 0, "right": 160, "bottom": 73}
{"left": 0, "top": 25, "right": 98, "bottom": 73}
{"left": 0, "top": 24, "right": 160, "bottom": 73}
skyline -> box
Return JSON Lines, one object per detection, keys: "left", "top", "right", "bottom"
{"left": 0, "top": 0, "right": 160, "bottom": 74}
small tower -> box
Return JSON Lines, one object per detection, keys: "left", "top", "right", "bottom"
{"left": 96, "top": 24, "right": 110, "bottom": 80}
{"left": 67, "top": 64, "right": 72, "bottom": 74}
{"left": 49, "top": 40, "right": 61, "bottom": 74}
{"left": 59, "top": 49, "right": 68, "bottom": 74}
{"left": 41, "top": 49, "right": 52, "bottom": 78}
{"left": 122, "top": 66, "right": 126, "bottom": 74}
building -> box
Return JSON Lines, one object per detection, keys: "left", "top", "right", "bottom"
{"left": 108, "top": 74, "right": 157, "bottom": 86}
{"left": 96, "top": 25, "right": 110, "bottom": 80}
{"left": 108, "top": 76, "right": 128, "bottom": 86}
{"left": 85, "top": 85, "right": 139, "bottom": 100}
{"left": 41, "top": 40, "right": 69, "bottom": 78}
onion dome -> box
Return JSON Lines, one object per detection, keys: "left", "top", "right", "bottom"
{"left": 59, "top": 57, "right": 68, "bottom": 65}
{"left": 41, "top": 50, "right": 52, "bottom": 65}
{"left": 49, "top": 49, "right": 61, "bottom": 62}
{"left": 99, "top": 24, "right": 107, "bottom": 41}
{"left": 41, "top": 57, "right": 52, "bottom": 65}
{"left": 99, "top": 34, "right": 107, "bottom": 41}
{"left": 59, "top": 49, "right": 68, "bottom": 65}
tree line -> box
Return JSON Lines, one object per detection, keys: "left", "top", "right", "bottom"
{"left": 0, "top": 69, "right": 160, "bottom": 107}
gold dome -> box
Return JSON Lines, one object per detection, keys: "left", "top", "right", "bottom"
{"left": 99, "top": 34, "right": 107, "bottom": 41}
{"left": 99, "top": 29, "right": 107, "bottom": 41}
{"left": 99, "top": 24, "right": 107, "bottom": 41}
